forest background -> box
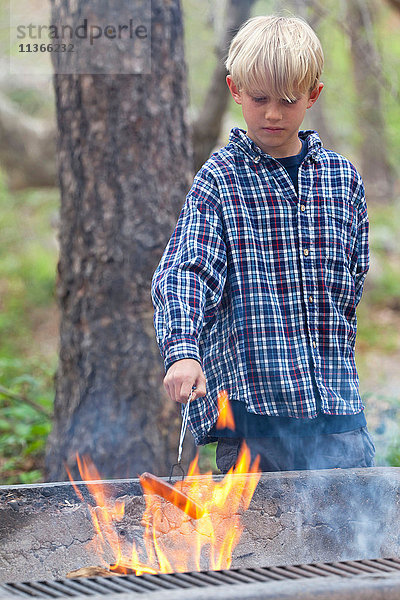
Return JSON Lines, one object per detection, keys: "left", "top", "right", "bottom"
{"left": 0, "top": 0, "right": 399, "bottom": 484}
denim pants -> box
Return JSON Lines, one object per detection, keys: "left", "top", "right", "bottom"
{"left": 215, "top": 427, "right": 376, "bottom": 474}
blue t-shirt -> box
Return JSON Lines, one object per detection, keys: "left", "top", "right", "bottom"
{"left": 210, "top": 138, "right": 366, "bottom": 439}
{"left": 276, "top": 138, "right": 308, "bottom": 194}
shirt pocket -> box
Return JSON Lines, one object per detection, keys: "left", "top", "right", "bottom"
{"left": 318, "top": 199, "right": 357, "bottom": 324}
{"left": 320, "top": 199, "right": 356, "bottom": 268}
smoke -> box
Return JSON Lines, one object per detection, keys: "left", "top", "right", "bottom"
{"left": 236, "top": 466, "right": 400, "bottom": 568}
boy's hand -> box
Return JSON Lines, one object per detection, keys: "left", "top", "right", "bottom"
{"left": 164, "top": 358, "right": 207, "bottom": 404}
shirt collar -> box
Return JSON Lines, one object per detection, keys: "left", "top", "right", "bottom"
{"left": 228, "top": 127, "right": 323, "bottom": 164}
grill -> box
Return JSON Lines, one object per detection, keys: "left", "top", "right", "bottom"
{"left": 1, "top": 558, "right": 400, "bottom": 600}
{"left": 2, "top": 469, "right": 400, "bottom": 596}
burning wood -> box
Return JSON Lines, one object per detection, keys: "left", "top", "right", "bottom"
{"left": 67, "top": 443, "right": 261, "bottom": 575}
{"left": 139, "top": 472, "right": 205, "bottom": 520}
{"left": 67, "top": 566, "right": 122, "bottom": 578}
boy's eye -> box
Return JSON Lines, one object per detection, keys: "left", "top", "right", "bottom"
{"left": 252, "top": 96, "right": 299, "bottom": 105}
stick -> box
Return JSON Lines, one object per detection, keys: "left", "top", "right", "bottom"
{"left": 139, "top": 472, "right": 205, "bottom": 520}
{"left": 0, "top": 384, "right": 52, "bottom": 418}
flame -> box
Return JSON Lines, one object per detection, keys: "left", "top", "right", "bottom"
{"left": 68, "top": 443, "right": 260, "bottom": 575}
{"left": 215, "top": 389, "right": 235, "bottom": 430}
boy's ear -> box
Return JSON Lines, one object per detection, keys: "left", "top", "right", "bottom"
{"left": 226, "top": 75, "right": 243, "bottom": 105}
{"left": 307, "top": 82, "right": 324, "bottom": 109}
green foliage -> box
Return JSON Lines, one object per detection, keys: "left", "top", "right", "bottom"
{"left": 358, "top": 390, "right": 400, "bottom": 467}
{"left": 0, "top": 357, "right": 54, "bottom": 485}
{"left": 355, "top": 200, "right": 400, "bottom": 354}
{"left": 386, "top": 443, "right": 400, "bottom": 467}
{"left": 198, "top": 442, "right": 217, "bottom": 473}
{"left": 182, "top": 0, "right": 217, "bottom": 110}
{"left": 0, "top": 172, "right": 58, "bottom": 484}
{"left": 7, "top": 87, "right": 55, "bottom": 119}
{"left": 379, "top": 4, "right": 400, "bottom": 165}
{"left": 369, "top": 203, "right": 400, "bottom": 305}
{"left": 0, "top": 171, "right": 59, "bottom": 356}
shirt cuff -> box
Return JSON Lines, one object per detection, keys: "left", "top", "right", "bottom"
{"left": 162, "top": 334, "right": 202, "bottom": 372}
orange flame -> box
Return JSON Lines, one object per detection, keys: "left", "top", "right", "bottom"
{"left": 68, "top": 443, "right": 260, "bottom": 575}
{"left": 215, "top": 389, "right": 235, "bottom": 430}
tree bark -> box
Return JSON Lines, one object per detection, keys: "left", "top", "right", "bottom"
{"left": 46, "top": 0, "right": 194, "bottom": 481}
{"left": 385, "top": 0, "right": 400, "bottom": 12}
{"left": 288, "top": 0, "right": 337, "bottom": 150}
{"left": 192, "top": 0, "right": 256, "bottom": 172}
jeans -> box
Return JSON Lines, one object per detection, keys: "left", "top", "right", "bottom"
{"left": 215, "top": 427, "right": 376, "bottom": 474}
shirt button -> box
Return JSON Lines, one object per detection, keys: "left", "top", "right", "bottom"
{"left": 312, "top": 340, "right": 317, "bottom": 348}
{"left": 309, "top": 295, "right": 313, "bottom": 303}
{"left": 303, "top": 248, "right": 309, "bottom": 256}
{"left": 300, "top": 204, "right": 306, "bottom": 212}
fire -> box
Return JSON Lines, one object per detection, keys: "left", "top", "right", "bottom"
{"left": 215, "top": 389, "right": 235, "bottom": 430}
{"left": 68, "top": 444, "right": 260, "bottom": 575}
{"left": 215, "top": 390, "right": 235, "bottom": 431}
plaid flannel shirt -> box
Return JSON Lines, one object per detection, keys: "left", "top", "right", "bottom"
{"left": 151, "top": 128, "right": 369, "bottom": 445}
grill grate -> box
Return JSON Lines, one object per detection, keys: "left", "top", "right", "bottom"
{"left": 1, "top": 558, "right": 400, "bottom": 598}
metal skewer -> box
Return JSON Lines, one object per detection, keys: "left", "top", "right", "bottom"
{"left": 169, "top": 387, "right": 195, "bottom": 483}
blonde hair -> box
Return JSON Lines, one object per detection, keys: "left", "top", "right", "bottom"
{"left": 225, "top": 15, "right": 324, "bottom": 101}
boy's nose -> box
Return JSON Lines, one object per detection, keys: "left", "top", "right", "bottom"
{"left": 264, "top": 102, "right": 282, "bottom": 121}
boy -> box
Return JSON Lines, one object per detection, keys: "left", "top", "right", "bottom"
{"left": 151, "top": 15, "right": 375, "bottom": 472}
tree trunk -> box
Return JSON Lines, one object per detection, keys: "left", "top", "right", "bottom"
{"left": 385, "top": 0, "right": 400, "bottom": 13}
{"left": 45, "top": 0, "right": 194, "bottom": 481}
{"left": 289, "top": 0, "right": 337, "bottom": 150}
{"left": 346, "top": 0, "right": 394, "bottom": 201}
{"left": 192, "top": 0, "right": 256, "bottom": 172}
